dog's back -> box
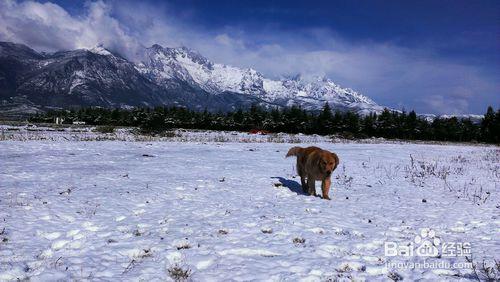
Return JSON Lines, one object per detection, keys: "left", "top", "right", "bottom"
{"left": 286, "top": 146, "right": 323, "bottom": 176}
{"left": 286, "top": 146, "right": 322, "bottom": 158}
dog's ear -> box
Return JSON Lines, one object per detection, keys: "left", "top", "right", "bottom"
{"left": 331, "top": 152, "right": 339, "bottom": 170}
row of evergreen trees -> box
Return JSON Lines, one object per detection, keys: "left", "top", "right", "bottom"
{"left": 29, "top": 104, "right": 500, "bottom": 143}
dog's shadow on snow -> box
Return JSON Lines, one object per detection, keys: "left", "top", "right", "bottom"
{"left": 271, "top": 177, "right": 308, "bottom": 196}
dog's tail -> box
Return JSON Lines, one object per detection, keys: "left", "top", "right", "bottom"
{"left": 285, "top": 146, "right": 303, "bottom": 158}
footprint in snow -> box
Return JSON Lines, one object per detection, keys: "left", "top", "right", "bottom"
{"left": 316, "top": 244, "right": 347, "bottom": 256}
{"left": 66, "top": 229, "right": 85, "bottom": 240}
{"left": 115, "top": 216, "right": 127, "bottom": 222}
{"left": 66, "top": 229, "right": 80, "bottom": 238}
{"left": 82, "top": 221, "right": 99, "bottom": 232}
{"left": 196, "top": 258, "right": 214, "bottom": 270}
{"left": 309, "top": 227, "right": 326, "bottom": 234}
{"left": 37, "top": 231, "right": 61, "bottom": 240}
{"left": 51, "top": 240, "right": 70, "bottom": 251}
{"left": 133, "top": 209, "right": 146, "bottom": 216}
{"left": 218, "top": 248, "right": 280, "bottom": 257}
{"left": 354, "top": 240, "right": 384, "bottom": 251}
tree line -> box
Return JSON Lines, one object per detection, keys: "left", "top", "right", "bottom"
{"left": 29, "top": 104, "right": 500, "bottom": 143}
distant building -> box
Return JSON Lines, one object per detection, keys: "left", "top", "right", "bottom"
{"left": 73, "top": 121, "right": 86, "bottom": 125}
{"left": 249, "top": 129, "right": 271, "bottom": 135}
{"left": 55, "top": 117, "right": 64, "bottom": 124}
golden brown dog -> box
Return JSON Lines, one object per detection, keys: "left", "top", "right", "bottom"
{"left": 286, "top": 146, "right": 339, "bottom": 200}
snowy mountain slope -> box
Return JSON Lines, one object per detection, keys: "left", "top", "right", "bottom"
{"left": 137, "top": 44, "right": 385, "bottom": 113}
{"left": 0, "top": 41, "right": 483, "bottom": 119}
{"left": 0, "top": 42, "right": 46, "bottom": 102}
{"left": 0, "top": 42, "right": 270, "bottom": 113}
{"left": 0, "top": 42, "right": 168, "bottom": 109}
{"left": 2, "top": 41, "right": 383, "bottom": 114}
{"left": 0, "top": 138, "right": 497, "bottom": 280}
{"left": 420, "top": 113, "right": 484, "bottom": 124}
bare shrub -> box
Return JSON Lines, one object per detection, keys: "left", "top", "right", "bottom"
{"left": 405, "top": 154, "right": 450, "bottom": 186}
{"left": 383, "top": 164, "right": 401, "bottom": 180}
{"left": 160, "top": 131, "right": 179, "bottom": 138}
{"left": 336, "top": 264, "right": 352, "bottom": 273}
{"left": 451, "top": 155, "right": 469, "bottom": 164}
{"left": 266, "top": 135, "right": 285, "bottom": 143}
{"left": 387, "top": 271, "right": 403, "bottom": 281}
{"left": 292, "top": 237, "right": 305, "bottom": 245}
{"left": 0, "top": 227, "right": 7, "bottom": 244}
{"left": 466, "top": 256, "right": 500, "bottom": 281}
{"left": 482, "top": 149, "right": 500, "bottom": 163}
{"left": 218, "top": 229, "right": 228, "bottom": 235}
{"left": 123, "top": 249, "right": 152, "bottom": 274}
{"left": 261, "top": 228, "right": 273, "bottom": 234}
{"left": 167, "top": 264, "right": 191, "bottom": 281}
{"left": 176, "top": 242, "right": 191, "bottom": 250}
{"left": 335, "top": 165, "right": 353, "bottom": 189}
{"left": 94, "top": 125, "right": 115, "bottom": 134}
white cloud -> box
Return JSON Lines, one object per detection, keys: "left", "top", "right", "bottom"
{"left": 0, "top": 0, "right": 497, "bottom": 114}
{"left": 423, "top": 95, "right": 469, "bottom": 115}
{"left": 0, "top": 0, "right": 140, "bottom": 56}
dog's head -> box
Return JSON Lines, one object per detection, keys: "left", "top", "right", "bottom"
{"left": 319, "top": 151, "right": 339, "bottom": 177}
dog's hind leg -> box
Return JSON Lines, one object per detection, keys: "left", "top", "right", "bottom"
{"left": 307, "top": 176, "right": 316, "bottom": 196}
{"left": 297, "top": 163, "right": 307, "bottom": 193}
{"left": 300, "top": 176, "right": 307, "bottom": 193}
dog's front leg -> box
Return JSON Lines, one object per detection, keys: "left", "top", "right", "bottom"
{"left": 321, "top": 178, "right": 331, "bottom": 200}
{"left": 307, "top": 176, "right": 316, "bottom": 196}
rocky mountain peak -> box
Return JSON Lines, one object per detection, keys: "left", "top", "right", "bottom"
{"left": 1, "top": 41, "right": 388, "bottom": 115}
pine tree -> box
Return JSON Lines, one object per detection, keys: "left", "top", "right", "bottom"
{"left": 361, "top": 113, "right": 376, "bottom": 137}
{"left": 406, "top": 110, "right": 418, "bottom": 139}
{"left": 316, "top": 103, "right": 333, "bottom": 135}
{"left": 377, "top": 108, "right": 395, "bottom": 138}
{"left": 494, "top": 109, "right": 500, "bottom": 143}
{"left": 30, "top": 104, "right": 498, "bottom": 143}
{"left": 345, "top": 111, "right": 360, "bottom": 135}
{"left": 481, "top": 106, "right": 497, "bottom": 143}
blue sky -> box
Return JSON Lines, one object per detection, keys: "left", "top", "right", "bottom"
{"left": 1, "top": 0, "right": 498, "bottom": 114}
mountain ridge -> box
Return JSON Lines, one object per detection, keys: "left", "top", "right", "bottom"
{"left": 136, "top": 44, "right": 385, "bottom": 115}
{"left": 0, "top": 41, "right": 482, "bottom": 121}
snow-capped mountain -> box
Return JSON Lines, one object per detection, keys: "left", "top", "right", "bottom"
{"left": 1, "top": 41, "right": 385, "bottom": 117}
{"left": 419, "top": 113, "right": 484, "bottom": 124}
{"left": 0, "top": 42, "right": 168, "bottom": 112}
{"left": 136, "top": 44, "right": 384, "bottom": 113}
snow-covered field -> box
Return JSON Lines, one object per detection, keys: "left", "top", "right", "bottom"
{"left": 0, "top": 132, "right": 498, "bottom": 281}
{"left": 0, "top": 125, "right": 334, "bottom": 143}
